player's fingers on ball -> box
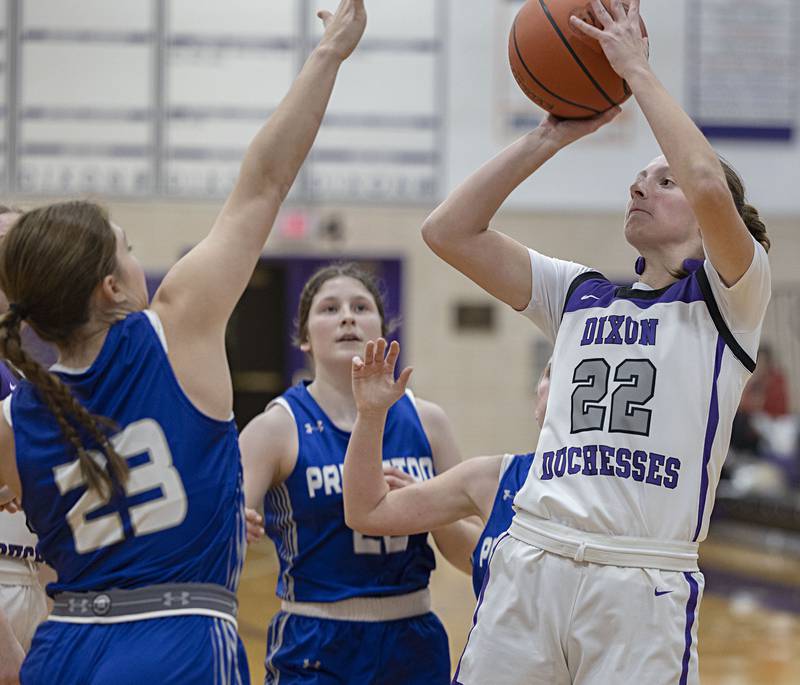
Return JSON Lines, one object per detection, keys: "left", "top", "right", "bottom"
{"left": 591, "top": 0, "right": 612, "bottom": 26}
{"left": 570, "top": 14, "right": 602, "bottom": 38}
{"left": 609, "top": 0, "right": 627, "bottom": 21}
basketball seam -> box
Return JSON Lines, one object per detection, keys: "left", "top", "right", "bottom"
{"left": 538, "top": 0, "right": 620, "bottom": 108}
{"left": 511, "top": 16, "right": 603, "bottom": 116}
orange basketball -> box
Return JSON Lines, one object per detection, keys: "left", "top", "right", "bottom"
{"left": 509, "top": 0, "right": 647, "bottom": 119}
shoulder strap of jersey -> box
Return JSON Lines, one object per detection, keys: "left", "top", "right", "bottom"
{"left": 266, "top": 396, "right": 295, "bottom": 421}
{"left": 498, "top": 454, "right": 515, "bottom": 482}
{"left": 561, "top": 270, "right": 607, "bottom": 321}
{"left": 694, "top": 267, "right": 756, "bottom": 372}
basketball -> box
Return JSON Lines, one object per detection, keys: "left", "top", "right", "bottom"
{"left": 509, "top": 0, "right": 647, "bottom": 119}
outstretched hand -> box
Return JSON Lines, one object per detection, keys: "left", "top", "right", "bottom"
{"left": 317, "top": 0, "right": 367, "bottom": 62}
{"left": 570, "top": 0, "right": 649, "bottom": 81}
{"left": 351, "top": 339, "right": 413, "bottom": 416}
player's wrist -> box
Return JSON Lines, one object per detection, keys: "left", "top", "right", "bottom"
{"left": 355, "top": 406, "right": 390, "bottom": 422}
{"left": 622, "top": 63, "right": 656, "bottom": 92}
{"left": 525, "top": 126, "right": 564, "bottom": 156}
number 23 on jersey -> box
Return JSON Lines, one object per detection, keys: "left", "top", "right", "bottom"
{"left": 53, "top": 419, "right": 188, "bottom": 554}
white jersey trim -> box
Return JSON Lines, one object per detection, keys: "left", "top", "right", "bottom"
{"left": 47, "top": 606, "right": 238, "bottom": 627}
{"left": 267, "top": 396, "right": 295, "bottom": 422}
{"left": 49, "top": 311, "right": 168, "bottom": 376}
{"left": 143, "top": 309, "right": 168, "bottom": 352}
{"left": 498, "top": 454, "right": 515, "bottom": 482}
{"left": 2, "top": 395, "right": 12, "bottom": 427}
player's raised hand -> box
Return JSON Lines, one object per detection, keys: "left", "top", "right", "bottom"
{"left": 351, "top": 339, "right": 413, "bottom": 416}
{"left": 569, "top": 0, "right": 649, "bottom": 81}
{"left": 317, "top": 0, "right": 367, "bottom": 62}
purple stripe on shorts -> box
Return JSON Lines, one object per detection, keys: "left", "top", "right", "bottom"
{"left": 451, "top": 532, "right": 510, "bottom": 685}
{"left": 692, "top": 335, "right": 725, "bottom": 542}
{"left": 680, "top": 572, "right": 700, "bottom": 685}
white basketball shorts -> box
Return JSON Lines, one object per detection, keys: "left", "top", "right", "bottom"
{"left": 453, "top": 534, "right": 704, "bottom": 685}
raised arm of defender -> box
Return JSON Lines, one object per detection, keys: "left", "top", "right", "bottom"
{"left": 149, "top": 1, "right": 367, "bottom": 420}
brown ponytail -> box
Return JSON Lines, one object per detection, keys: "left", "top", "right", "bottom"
{"left": 719, "top": 157, "right": 770, "bottom": 253}
{"left": 0, "top": 201, "right": 129, "bottom": 498}
{"left": 668, "top": 157, "right": 770, "bottom": 280}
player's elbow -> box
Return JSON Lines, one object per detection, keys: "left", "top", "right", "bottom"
{"left": 687, "top": 166, "right": 730, "bottom": 211}
{"left": 343, "top": 505, "right": 369, "bottom": 534}
{"left": 421, "top": 215, "right": 452, "bottom": 259}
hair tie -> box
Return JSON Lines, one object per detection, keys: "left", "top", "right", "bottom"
{"left": 8, "top": 303, "right": 29, "bottom": 321}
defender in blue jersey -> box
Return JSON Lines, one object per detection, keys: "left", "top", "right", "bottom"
{"left": 241, "top": 265, "right": 471, "bottom": 685}
{"left": 422, "top": 4, "right": 771, "bottom": 683}
{"left": 0, "top": 5, "right": 367, "bottom": 683}
{"left": 343, "top": 347, "right": 549, "bottom": 599}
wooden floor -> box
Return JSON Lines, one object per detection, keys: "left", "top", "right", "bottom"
{"left": 238, "top": 537, "right": 800, "bottom": 684}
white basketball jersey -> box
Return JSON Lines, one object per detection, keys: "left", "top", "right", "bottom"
{"left": 514, "top": 245, "right": 770, "bottom": 543}
{"left": 0, "top": 510, "right": 40, "bottom": 564}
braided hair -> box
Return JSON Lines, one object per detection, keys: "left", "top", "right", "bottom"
{"left": 0, "top": 201, "right": 129, "bottom": 498}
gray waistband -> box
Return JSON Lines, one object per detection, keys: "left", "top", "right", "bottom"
{"left": 50, "top": 583, "right": 238, "bottom": 626}
{"left": 281, "top": 588, "right": 431, "bottom": 622}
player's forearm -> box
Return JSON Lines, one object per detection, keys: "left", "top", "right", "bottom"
{"left": 422, "top": 129, "right": 558, "bottom": 247}
{"left": 627, "top": 66, "right": 726, "bottom": 196}
{"left": 432, "top": 518, "right": 483, "bottom": 575}
{"left": 343, "top": 410, "right": 392, "bottom": 534}
{"left": 236, "top": 46, "right": 342, "bottom": 205}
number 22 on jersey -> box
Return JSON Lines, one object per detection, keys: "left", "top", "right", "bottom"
{"left": 53, "top": 419, "right": 188, "bottom": 554}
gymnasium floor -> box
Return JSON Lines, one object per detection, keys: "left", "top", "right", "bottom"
{"left": 237, "top": 535, "right": 800, "bottom": 684}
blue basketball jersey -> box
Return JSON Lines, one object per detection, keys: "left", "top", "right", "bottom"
{"left": 0, "top": 360, "right": 17, "bottom": 398}
{"left": 264, "top": 382, "right": 437, "bottom": 601}
{"left": 471, "top": 453, "right": 535, "bottom": 597}
{"left": 7, "top": 311, "right": 246, "bottom": 596}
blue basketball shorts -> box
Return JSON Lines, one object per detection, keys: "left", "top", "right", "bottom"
{"left": 20, "top": 615, "right": 250, "bottom": 685}
{"left": 264, "top": 611, "right": 450, "bottom": 684}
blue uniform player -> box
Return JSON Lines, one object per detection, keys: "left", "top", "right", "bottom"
{"left": 0, "top": 4, "right": 368, "bottom": 683}
{"left": 342, "top": 345, "right": 550, "bottom": 600}
{"left": 241, "top": 265, "right": 470, "bottom": 684}
{"left": 470, "top": 452, "right": 534, "bottom": 598}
